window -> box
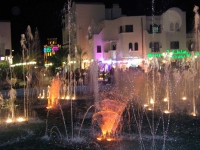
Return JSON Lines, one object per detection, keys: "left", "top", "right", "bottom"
{"left": 119, "top": 26, "right": 123, "bottom": 33}
{"left": 112, "top": 44, "right": 116, "bottom": 50}
{"left": 153, "top": 27, "right": 158, "bottom": 33}
{"left": 170, "top": 23, "right": 174, "bottom": 31}
{"left": 175, "top": 23, "right": 179, "bottom": 31}
{"left": 170, "top": 41, "right": 179, "bottom": 49}
{"left": 134, "top": 42, "right": 138, "bottom": 51}
{"left": 97, "top": 45, "right": 101, "bottom": 53}
{"left": 125, "top": 25, "right": 133, "bottom": 32}
{"left": 129, "top": 43, "right": 133, "bottom": 51}
{"left": 150, "top": 42, "right": 160, "bottom": 52}
{"left": 188, "top": 40, "right": 194, "bottom": 51}
{"left": 150, "top": 24, "right": 161, "bottom": 33}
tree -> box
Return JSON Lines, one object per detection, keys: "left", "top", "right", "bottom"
{"left": 47, "top": 47, "right": 69, "bottom": 73}
{"left": 75, "top": 45, "right": 87, "bottom": 70}
{"left": 25, "top": 25, "right": 34, "bottom": 60}
{"left": 0, "top": 61, "right": 9, "bottom": 81}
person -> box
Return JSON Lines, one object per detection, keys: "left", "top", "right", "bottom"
{"left": 102, "top": 70, "right": 105, "bottom": 81}
{"left": 0, "top": 92, "right": 4, "bottom": 107}
{"left": 109, "top": 67, "right": 115, "bottom": 83}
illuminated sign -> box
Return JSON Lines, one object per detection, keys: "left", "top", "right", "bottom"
{"left": 52, "top": 46, "right": 59, "bottom": 52}
{"left": 147, "top": 49, "right": 199, "bottom": 59}
{"left": 43, "top": 46, "right": 59, "bottom": 53}
{"left": 44, "top": 46, "right": 52, "bottom": 53}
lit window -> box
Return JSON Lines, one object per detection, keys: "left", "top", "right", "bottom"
{"left": 153, "top": 27, "right": 158, "bottom": 33}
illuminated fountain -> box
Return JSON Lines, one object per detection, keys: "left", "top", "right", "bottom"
{"left": 47, "top": 76, "right": 62, "bottom": 109}
{"left": 2, "top": 3, "right": 200, "bottom": 150}
{"left": 92, "top": 99, "right": 126, "bottom": 141}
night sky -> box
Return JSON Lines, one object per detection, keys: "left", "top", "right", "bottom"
{"left": 0, "top": 0, "right": 200, "bottom": 55}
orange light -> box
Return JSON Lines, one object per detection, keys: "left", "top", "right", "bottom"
{"left": 46, "top": 106, "right": 52, "bottom": 109}
{"left": 97, "top": 137, "right": 102, "bottom": 141}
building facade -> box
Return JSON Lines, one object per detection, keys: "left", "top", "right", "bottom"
{"left": 62, "top": 2, "right": 193, "bottom": 70}
{"left": 43, "top": 38, "right": 61, "bottom": 67}
{"left": 0, "top": 21, "right": 12, "bottom": 62}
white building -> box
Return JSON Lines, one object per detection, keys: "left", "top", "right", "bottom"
{"left": 0, "top": 21, "right": 12, "bottom": 61}
{"left": 62, "top": 2, "right": 190, "bottom": 69}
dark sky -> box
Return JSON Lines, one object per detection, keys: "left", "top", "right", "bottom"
{"left": 0, "top": 0, "right": 200, "bottom": 55}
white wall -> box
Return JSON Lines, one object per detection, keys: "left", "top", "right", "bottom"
{"left": 63, "top": 3, "right": 187, "bottom": 65}
{"left": 0, "top": 21, "right": 12, "bottom": 56}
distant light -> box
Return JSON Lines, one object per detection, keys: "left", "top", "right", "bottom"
{"left": 11, "top": 61, "right": 36, "bottom": 67}
{"left": 0, "top": 57, "right": 5, "bottom": 60}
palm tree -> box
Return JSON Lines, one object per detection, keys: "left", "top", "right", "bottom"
{"left": 47, "top": 47, "right": 69, "bottom": 74}
{"left": 75, "top": 45, "right": 87, "bottom": 70}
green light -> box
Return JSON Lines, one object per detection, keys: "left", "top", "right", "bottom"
{"left": 147, "top": 49, "right": 197, "bottom": 59}
{"left": 46, "top": 46, "right": 52, "bottom": 52}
